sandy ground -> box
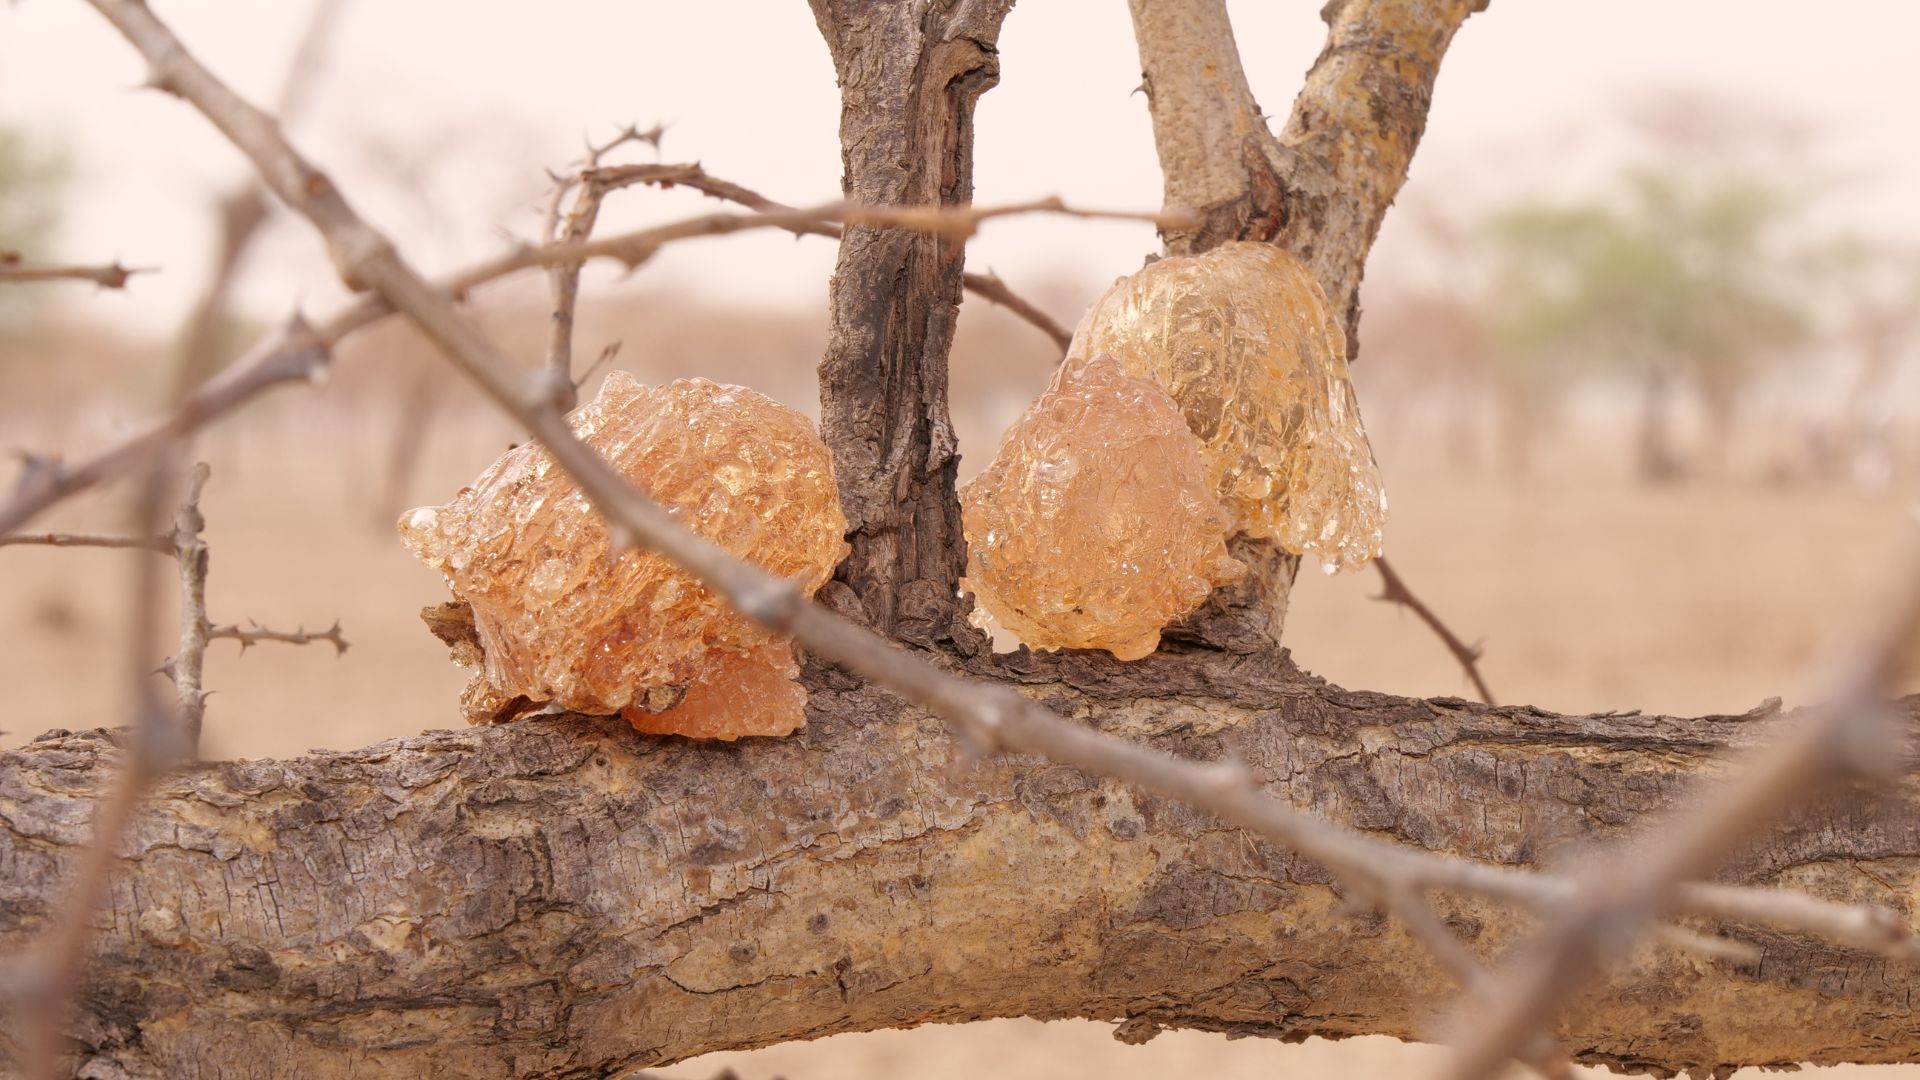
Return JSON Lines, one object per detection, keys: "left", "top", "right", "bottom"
{"left": 2, "top": 386, "right": 1916, "bottom": 1077}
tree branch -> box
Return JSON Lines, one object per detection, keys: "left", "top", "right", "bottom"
{"left": 810, "top": 0, "right": 1017, "bottom": 642}
{"left": 0, "top": 198, "right": 1170, "bottom": 539}
{"left": 586, "top": 160, "right": 1073, "bottom": 352}
{"left": 0, "top": 255, "right": 151, "bottom": 290}
{"left": 6, "top": 681, "right": 1919, "bottom": 1078}
{"left": 0, "top": 532, "right": 175, "bottom": 554}
{"left": 1374, "top": 557, "right": 1496, "bottom": 704}
{"left": 0, "top": 316, "right": 330, "bottom": 538}
{"left": 1128, "top": 0, "right": 1484, "bottom": 351}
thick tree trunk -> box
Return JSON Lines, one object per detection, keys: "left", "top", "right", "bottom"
{"left": 808, "top": 0, "right": 1013, "bottom": 648}
{"left": 4, "top": 655, "right": 1916, "bottom": 1079}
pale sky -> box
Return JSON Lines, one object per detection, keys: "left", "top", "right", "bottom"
{"left": 2, "top": 1, "right": 1917, "bottom": 332}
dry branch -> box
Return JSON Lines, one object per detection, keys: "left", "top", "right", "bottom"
{"left": 0, "top": 316, "right": 330, "bottom": 538}
{"left": 207, "top": 619, "right": 350, "bottom": 655}
{"left": 1374, "top": 557, "right": 1496, "bottom": 705}
{"left": 0, "top": 196, "right": 1156, "bottom": 541}
{"left": 7, "top": 685, "right": 1920, "bottom": 1078}
{"left": 540, "top": 125, "right": 664, "bottom": 410}
{"left": 0, "top": 255, "right": 150, "bottom": 290}
{"left": 17, "top": 460, "right": 187, "bottom": 1080}
{"left": 1435, "top": 559, "right": 1920, "bottom": 1079}
{"left": 168, "top": 0, "right": 347, "bottom": 400}
{"left": 0, "top": 532, "right": 174, "bottom": 554}
{"left": 586, "top": 160, "right": 1073, "bottom": 351}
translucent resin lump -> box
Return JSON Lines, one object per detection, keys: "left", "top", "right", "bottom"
{"left": 1067, "top": 241, "right": 1387, "bottom": 572}
{"left": 960, "top": 353, "right": 1245, "bottom": 660}
{"left": 399, "top": 371, "right": 848, "bottom": 740}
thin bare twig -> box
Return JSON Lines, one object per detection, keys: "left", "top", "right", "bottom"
{"left": 208, "top": 618, "right": 350, "bottom": 655}
{"left": 1374, "top": 556, "right": 1496, "bottom": 705}
{"left": 0, "top": 531, "right": 174, "bottom": 553}
{"left": 542, "top": 125, "right": 665, "bottom": 407}
{"left": 20, "top": 460, "right": 186, "bottom": 1080}
{"left": 0, "top": 315, "right": 330, "bottom": 538}
{"left": 165, "top": 463, "right": 214, "bottom": 748}
{"left": 0, "top": 254, "right": 152, "bottom": 290}
{"left": 585, "top": 160, "right": 1074, "bottom": 350}
{"left": 0, "top": 194, "right": 1169, "bottom": 540}
{"left": 170, "top": 0, "right": 346, "bottom": 400}
{"left": 1434, "top": 560, "right": 1920, "bottom": 1080}
{"left": 81, "top": 4, "right": 1920, "bottom": 1028}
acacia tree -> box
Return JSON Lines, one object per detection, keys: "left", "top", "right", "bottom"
{"left": 4, "top": 3, "right": 1920, "bottom": 1079}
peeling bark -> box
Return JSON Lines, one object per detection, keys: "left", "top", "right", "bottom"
{"left": 1130, "top": 0, "right": 1483, "bottom": 353}
{"left": 3, "top": 653, "right": 1917, "bottom": 1078}
{"left": 809, "top": 0, "right": 1014, "bottom": 647}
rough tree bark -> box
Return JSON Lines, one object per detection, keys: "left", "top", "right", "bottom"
{"left": 808, "top": 0, "right": 1014, "bottom": 648}
{"left": 4, "top": 661, "right": 1919, "bottom": 1079}
{"left": 9, "top": 2, "right": 1912, "bottom": 1078}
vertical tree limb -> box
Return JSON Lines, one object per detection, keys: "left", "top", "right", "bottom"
{"left": 808, "top": 0, "right": 1015, "bottom": 647}
{"left": 1276, "top": 0, "right": 1486, "bottom": 350}
{"left": 1127, "top": 0, "right": 1485, "bottom": 652}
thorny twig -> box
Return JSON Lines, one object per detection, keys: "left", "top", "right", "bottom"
{"left": 1374, "top": 556, "right": 1496, "bottom": 705}
{"left": 0, "top": 253, "right": 151, "bottom": 290}
{"left": 0, "top": 315, "right": 330, "bottom": 537}
{"left": 169, "top": 0, "right": 348, "bottom": 400}
{"left": 542, "top": 125, "right": 665, "bottom": 407}
{"left": 208, "top": 618, "right": 350, "bottom": 655}
{"left": 17, "top": 461, "right": 345, "bottom": 1076}
{"left": 81, "top": 8, "right": 1920, "bottom": 1050}
{"left": 0, "top": 531, "right": 175, "bottom": 553}
{"left": 1432, "top": 559, "right": 1920, "bottom": 1080}
{"left": 19, "top": 460, "right": 185, "bottom": 1080}
{"left": 0, "top": 197, "right": 1172, "bottom": 539}
{"left": 583, "top": 160, "right": 1074, "bottom": 351}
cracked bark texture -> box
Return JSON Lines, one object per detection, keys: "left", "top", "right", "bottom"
{"left": 808, "top": 0, "right": 1013, "bottom": 648}
{"left": 4, "top": 655, "right": 1918, "bottom": 1079}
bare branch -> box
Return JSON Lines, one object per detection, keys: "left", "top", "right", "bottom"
{"left": 540, "top": 126, "right": 664, "bottom": 409}
{"left": 0, "top": 532, "right": 175, "bottom": 554}
{"left": 0, "top": 315, "right": 330, "bottom": 538}
{"left": 207, "top": 618, "right": 350, "bottom": 655}
{"left": 1374, "top": 556, "right": 1496, "bottom": 704}
{"left": 170, "top": 0, "right": 345, "bottom": 400}
{"left": 165, "top": 463, "right": 214, "bottom": 749}
{"left": 20, "top": 460, "right": 187, "bottom": 1080}
{"left": 0, "top": 191, "right": 1166, "bottom": 539}
{"left": 1435, "top": 559, "right": 1920, "bottom": 1080}
{"left": 0, "top": 254, "right": 152, "bottom": 290}
{"left": 582, "top": 160, "right": 1073, "bottom": 351}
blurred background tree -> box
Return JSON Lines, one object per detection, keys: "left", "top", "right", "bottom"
{"left": 1483, "top": 165, "right": 1814, "bottom": 481}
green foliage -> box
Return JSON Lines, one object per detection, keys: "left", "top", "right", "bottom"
{"left": 1482, "top": 163, "right": 1815, "bottom": 419}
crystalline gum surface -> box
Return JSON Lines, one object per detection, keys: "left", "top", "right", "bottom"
{"left": 399, "top": 371, "right": 848, "bottom": 739}
{"left": 1067, "top": 241, "right": 1387, "bottom": 572}
{"left": 961, "top": 353, "right": 1245, "bottom": 661}
{"left": 623, "top": 639, "right": 806, "bottom": 741}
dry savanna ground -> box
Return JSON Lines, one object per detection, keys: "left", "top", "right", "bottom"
{"left": 2, "top": 293, "right": 1915, "bottom": 1077}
